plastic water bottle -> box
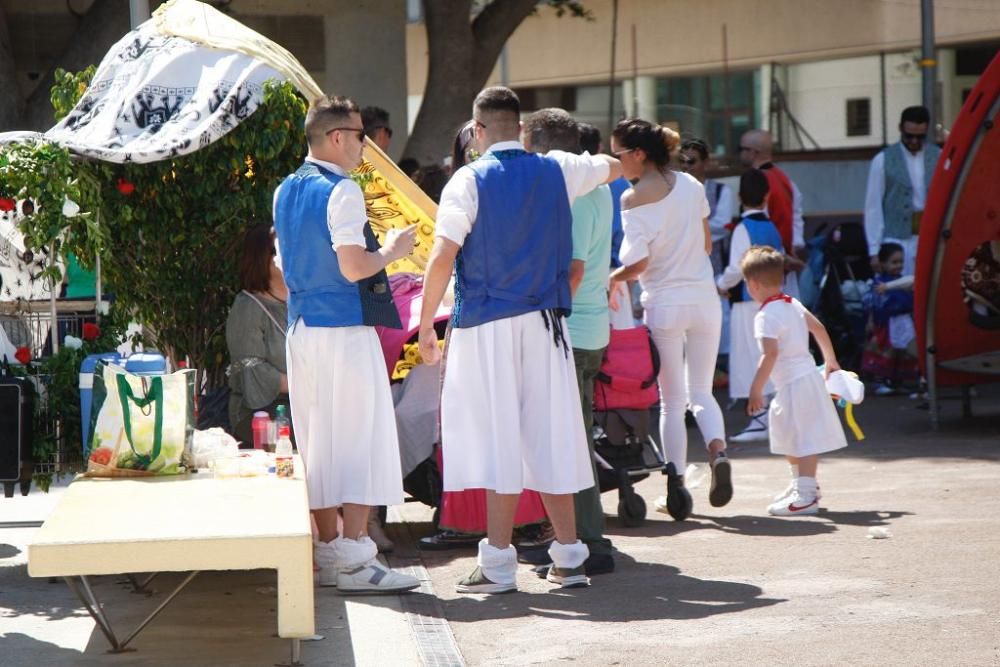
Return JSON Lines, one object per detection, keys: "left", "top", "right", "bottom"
{"left": 275, "top": 405, "right": 291, "bottom": 440}
{"left": 251, "top": 411, "right": 269, "bottom": 450}
{"left": 275, "top": 435, "right": 294, "bottom": 478}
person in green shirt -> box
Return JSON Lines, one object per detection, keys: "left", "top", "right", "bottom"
{"left": 523, "top": 111, "right": 615, "bottom": 576}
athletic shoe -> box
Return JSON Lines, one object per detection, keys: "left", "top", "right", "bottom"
{"left": 708, "top": 453, "right": 733, "bottom": 507}
{"left": 546, "top": 564, "right": 590, "bottom": 589}
{"left": 531, "top": 553, "right": 615, "bottom": 577}
{"left": 873, "top": 383, "right": 894, "bottom": 396}
{"left": 729, "top": 414, "right": 769, "bottom": 443}
{"left": 336, "top": 560, "right": 420, "bottom": 594}
{"left": 513, "top": 522, "right": 555, "bottom": 550}
{"left": 417, "top": 530, "right": 482, "bottom": 551}
{"left": 654, "top": 463, "right": 692, "bottom": 521}
{"left": 314, "top": 541, "right": 339, "bottom": 587}
{"left": 455, "top": 566, "right": 517, "bottom": 594}
{"left": 517, "top": 546, "right": 553, "bottom": 565}
{"left": 767, "top": 492, "right": 819, "bottom": 517}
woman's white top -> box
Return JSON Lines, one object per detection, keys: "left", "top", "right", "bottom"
{"left": 618, "top": 171, "right": 716, "bottom": 323}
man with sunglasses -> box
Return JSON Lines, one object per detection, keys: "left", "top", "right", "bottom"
{"left": 863, "top": 106, "right": 940, "bottom": 276}
{"left": 361, "top": 105, "right": 393, "bottom": 153}
{"left": 273, "top": 95, "right": 419, "bottom": 594}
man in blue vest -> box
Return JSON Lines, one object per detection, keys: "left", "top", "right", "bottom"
{"left": 418, "top": 87, "right": 622, "bottom": 594}
{"left": 864, "top": 106, "right": 941, "bottom": 276}
{"left": 273, "top": 95, "right": 419, "bottom": 594}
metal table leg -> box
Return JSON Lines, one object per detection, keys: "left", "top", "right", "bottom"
{"left": 126, "top": 572, "right": 159, "bottom": 595}
{"left": 64, "top": 572, "right": 200, "bottom": 653}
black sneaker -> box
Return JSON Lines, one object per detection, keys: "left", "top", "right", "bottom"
{"left": 455, "top": 566, "right": 517, "bottom": 594}
{"left": 417, "top": 530, "right": 482, "bottom": 551}
{"left": 709, "top": 453, "right": 733, "bottom": 508}
{"left": 512, "top": 522, "right": 555, "bottom": 550}
{"left": 654, "top": 463, "right": 693, "bottom": 521}
{"left": 546, "top": 564, "right": 589, "bottom": 589}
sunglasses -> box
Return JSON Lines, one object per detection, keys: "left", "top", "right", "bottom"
{"left": 612, "top": 147, "right": 635, "bottom": 158}
{"left": 371, "top": 125, "right": 393, "bottom": 138}
{"left": 679, "top": 156, "right": 698, "bottom": 166}
{"left": 326, "top": 126, "right": 366, "bottom": 141}
{"left": 902, "top": 131, "right": 927, "bottom": 142}
{"left": 739, "top": 145, "right": 755, "bottom": 153}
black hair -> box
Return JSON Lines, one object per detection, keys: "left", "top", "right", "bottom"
{"left": 305, "top": 95, "right": 360, "bottom": 146}
{"left": 739, "top": 168, "right": 770, "bottom": 207}
{"left": 451, "top": 120, "right": 476, "bottom": 170}
{"left": 473, "top": 86, "right": 521, "bottom": 118}
{"left": 611, "top": 118, "right": 679, "bottom": 168}
{"left": 900, "top": 106, "right": 930, "bottom": 126}
{"left": 878, "top": 242, "right": 905, "bottom": 263}
{"left": 398, "top": 157, "right": 420, "bottom": 178}
{"left": 681, "top": 137, "right": 710, "bottom": 161}
{"left": 578, "top": 123, "right": 601, "bottom": 155}
{"left": 523, "top": 108, "right": 579, "bottom": 153}
{"left": 361, "top": 106, "right": 391, "bottom": 136}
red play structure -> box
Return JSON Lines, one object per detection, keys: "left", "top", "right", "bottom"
{"left": 915, "top": 52, "right": 1000, "bottom": 427}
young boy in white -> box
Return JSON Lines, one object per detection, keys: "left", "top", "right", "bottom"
{"left": 742, "top": 246, "right": 848, "bottom": 516}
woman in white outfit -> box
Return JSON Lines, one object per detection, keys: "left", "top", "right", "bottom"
{"left": 608, "top": 119, "right": 732, "bottom": 521}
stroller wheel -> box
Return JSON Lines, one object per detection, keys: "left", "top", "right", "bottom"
{"left": 618, "top": 493, "right": 646, "bottom": 527}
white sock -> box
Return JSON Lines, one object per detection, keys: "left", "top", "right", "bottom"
{"left": 789, "top": 464, "right": 799, "bottom": 480}
{"left": 548, "top": 539, "right": 589, "bottom": 570}
{"left": 795, "top": 476, "right": 818, "bottom": 499}
{"left": 331, "top": 535, "right": 378, "bottom": 569}
{"left": 477, "top": 539, "right": 517, "bottom": 585}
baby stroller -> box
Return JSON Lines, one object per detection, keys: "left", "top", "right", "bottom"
{"left": 801, "top": 221, "right": 871, "bottom": 370}
{"left": 592, "top": 326, "right": 667, "bottom": 527}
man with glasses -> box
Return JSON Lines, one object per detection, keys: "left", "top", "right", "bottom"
{"left": 680, "top": 138, "right": 734, "bottom": 277}
{"left": 863, "top": 106, "right": 940, "bottom": 276}
{"left": 273, "top": 95, "right": 419, "bottom": 594}
{"left": 361, "top": 105, "right": 393, "bottom": 153}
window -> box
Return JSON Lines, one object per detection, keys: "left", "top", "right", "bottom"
{"left": 655, "top": 71, "right": 757, "bottom": 156}
{"left": 846, "top": 98, "right": 871, "bottom": 137}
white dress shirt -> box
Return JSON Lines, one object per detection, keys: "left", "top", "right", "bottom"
{"left": 435, "top": 141, "right": 611, "bottom": 246}
{"left": 863, "top": 145, "right": 927, "bottom": 256}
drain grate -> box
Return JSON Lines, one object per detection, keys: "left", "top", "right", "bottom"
{"left": 395, "top": 563, "right": 466, "bottom": 667}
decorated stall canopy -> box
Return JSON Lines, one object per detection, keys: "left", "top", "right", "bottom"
{"left": 4, "top": 0, "right": 436, "bottom": 273}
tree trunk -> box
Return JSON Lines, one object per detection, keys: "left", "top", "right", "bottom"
{"left": 0, "top": 8, "right": 25, "bottom": 130}
{"left": 403, "top": 0, "right": 538, "bottom": 166}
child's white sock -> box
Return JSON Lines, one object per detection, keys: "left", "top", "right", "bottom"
{"left": 795, "top": 476, "right": 818, "bottom": 499}
{"left": 789, "top": 463, "right": 799, "bottom": 480}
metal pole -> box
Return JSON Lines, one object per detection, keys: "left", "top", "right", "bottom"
{"left": 920, "top": 0, "right": 936, "bottom": 135}
{"left": 129, "top": 0, "right": 151, "bottom": 29}
{"left": 607, "top": 0, "right": 619, "bottom": 136}
{"left": 49, "top": 241, "right": 58, "bottom": 354}
{"left": 880, "top": 51, "right": 888, "bottom": 146}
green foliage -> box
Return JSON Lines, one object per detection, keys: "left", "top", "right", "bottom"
{"left": 10, "top": 306, "right": 131, "bottom": 491}
{"left": 23, "top": 71, "right": 308, "bottom": 387}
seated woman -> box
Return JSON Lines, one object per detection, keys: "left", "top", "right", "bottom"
{"left": 226, "top": 224, "right": 289, "bottom": 447}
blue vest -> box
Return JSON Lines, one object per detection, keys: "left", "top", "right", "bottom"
{"left": 735, "top": 212, "right": 784, "bottom": 302}
{"left": 882, "top": 142, "right": 940, "bottom": 240}
{"left": 452, "top": 149, "right": 573, "bottom": 328}
{"left": 273, "top": 162, "right": 401, "bottom": 330}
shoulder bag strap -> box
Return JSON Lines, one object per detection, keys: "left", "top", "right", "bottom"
{"left": 241, "top": 290, "right": 286, "bottom": 338}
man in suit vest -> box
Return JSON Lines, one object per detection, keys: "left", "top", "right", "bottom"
{"left": 273, "top": 95, "right": 419, "bottom": 594}
{"left": 739, "top": 130, "right": 806, "bottom": 298}
{"left": 864, "top": 106, "right": 941, "bottom": 276}
{"left": 418, "top": 87, "right": 622, "bottom": 594}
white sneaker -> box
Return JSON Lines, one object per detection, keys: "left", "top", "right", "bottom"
{"left": 314, "top": 540, "right": 339, "bottom": 587}
{"left": 767, "top": 492, "right": 819, "bottom": 516}
{"left": 337, "top": 560, "right": 420, "bottom": 594}
{"left": 729, "top": 414, "right": 769, "bottom": 443}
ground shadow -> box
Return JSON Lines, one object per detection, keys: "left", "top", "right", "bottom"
{"left": 604, "top": 512, "right": 839, "bottom": 539}
{"left": 0, "top": 543, "right": 22, "bottom": 559}
{"left": 815, "top": 508, "right": 911, "bottom": 527}
{"left": 370, "top": 552, "right": 783, "bottom": 625}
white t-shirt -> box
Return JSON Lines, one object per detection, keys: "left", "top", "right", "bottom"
{"left": 435, "top": 141, "right": 611, "bottom": 246}
{"left": 753, "top": 297, "right": 817, "bottom": 389}
{"left": 272, "top": 156, "right": 368, "bottom": 269}
{"left": 618, "top": 171, "right": 715, "bottom": 318}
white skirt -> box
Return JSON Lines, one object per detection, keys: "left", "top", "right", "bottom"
{"left": 729, "top": 301, "right": 773, "bottom": 400}
{"left": 286, "top": 322, "right": 404, "bottom": 510}
{"left": 441, "top": 311, "right": 594, "bottom": 495}
{"left": 769, "top": 372, "right": 849, "bottom": 457}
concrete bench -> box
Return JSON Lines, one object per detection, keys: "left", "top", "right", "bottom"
{"left": 28, "top": 461, "right": 314, "bottom": 664}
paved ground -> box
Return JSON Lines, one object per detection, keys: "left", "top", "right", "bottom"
{"left": 2, "top": 385, "right": 998, "bottom": 666}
